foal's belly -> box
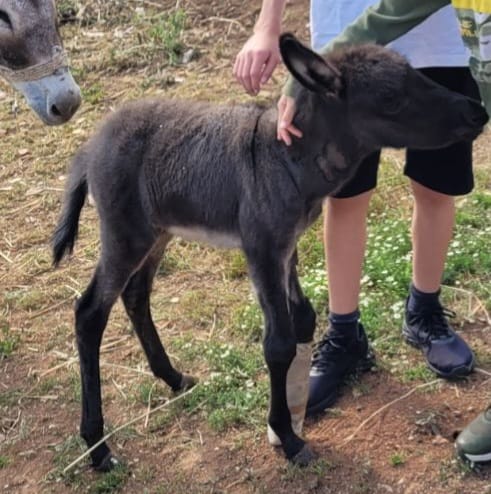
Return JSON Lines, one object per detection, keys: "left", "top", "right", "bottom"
{"left": 167, "top": 226, "right": 242, "bottom": 249}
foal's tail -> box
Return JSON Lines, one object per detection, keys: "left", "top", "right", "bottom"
{"left": 52, "top": 150, "right": 88, "bottom": 266}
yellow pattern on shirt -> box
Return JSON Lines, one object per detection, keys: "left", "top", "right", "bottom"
{"left": 453, "top": 0, "right": 491, "bottom": 13}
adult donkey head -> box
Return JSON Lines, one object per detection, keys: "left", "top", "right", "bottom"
{"left": 0, "top": 0, "right": 81, "bottom": 125}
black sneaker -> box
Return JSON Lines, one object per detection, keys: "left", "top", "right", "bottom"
{"left": 306, "top": 323, "right": 374, "bottom": 417}
{"left": 402, "top": 300, "right": 474, "bottom": 378}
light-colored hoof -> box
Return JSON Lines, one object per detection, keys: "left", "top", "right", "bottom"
{"left": 267, "top": 421, "right": 304, "bottom": 447}
{"left": 267, "top": 425, "right": 282, "bottom": 447}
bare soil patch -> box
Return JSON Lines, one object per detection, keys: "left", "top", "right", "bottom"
{"left": 1, "top": 1, "right": 491, "bottom": 493}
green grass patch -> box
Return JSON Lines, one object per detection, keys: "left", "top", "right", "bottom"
{"left": 89, "top": 464, "right": 130, "bottom": 494}
{"left": 175, "top": 340, "right": 268, "bottom": 431}
{"left": 148, "top": 9, "right": 187, "bottom": 65}
{"left": 231, "top": 298, "right": 263, "bottom": 342}
{"left": 82, "top": 82, "right": 105, "bottom": 105}
{"left": 109, "top": 9, "right": 188, "bottom": 73}
{"left": 390, "top": 452, "right": 405, "bottom": 467}
{"left": 0, "top": 322, "right": 18, "bottom": 359}
{"left": 223, "top": 251, "right": 248, "bottom": 280}
{"left": 401, "top": 363, "right": 434, "bottom": 383}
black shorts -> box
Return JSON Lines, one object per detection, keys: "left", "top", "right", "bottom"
{"left": 333, "top": 67, "right": 481, "bottom": 198}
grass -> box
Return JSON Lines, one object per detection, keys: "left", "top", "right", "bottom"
{"left": 2, "top": 1, "right": 491, "bottom": 492}
{"left": 107, "top": 9, "right": 188, "bottom": 73}
{"left": 82, "top": 83, "right": 105, "bottom": 105}
{"left": 0, "top": 321, "right": 17, "bottom": 358}
{"left": 174, "top": 340, "right": 269, "bottom": 431}
{"left": 389, "top": 452, "right": 406, "bottom": 467}
{"left": 89, "top": 464, "right": 130, "bottom": 494}
{"left": 148, "top": 9, "right": 187, "bottom": 65}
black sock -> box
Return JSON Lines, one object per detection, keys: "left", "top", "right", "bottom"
{"left": 407, "top": 283, "right": 441, "bottom": 313}
{"left": 328, "top": 309, "right": 360, "bottom": 338}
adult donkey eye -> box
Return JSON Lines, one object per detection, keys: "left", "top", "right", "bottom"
{"left": 0, "top": 11, "right": 12, "bottom": 30}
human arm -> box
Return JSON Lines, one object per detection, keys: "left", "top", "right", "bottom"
{"left": 233, "top": 0, "right": 287, "bottom": 95}
{"left": 279, "top": 0, "right": 450, "bottom": 143}
{"left": 318, "top": 0, "right": 450, "bottom": 54}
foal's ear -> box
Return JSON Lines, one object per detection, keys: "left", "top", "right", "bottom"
{"left": 279, "top": 33, "right": 342, "bottom": 95}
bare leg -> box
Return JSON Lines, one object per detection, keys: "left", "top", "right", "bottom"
{"left": 410, "top": 181, "right": 454, "bottom": 293}
{"left": 306, "top": 191, "right": 373, "bottom": 416}
{"left": 324, "top": 190, "right": 373, "bottom": 314}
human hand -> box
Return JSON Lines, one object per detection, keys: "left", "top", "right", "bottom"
{"left": 233, "top": 31, "right": 281, "bottom": 95}
{"left": 277, "top": 94, "right": 302, "bottom": 145}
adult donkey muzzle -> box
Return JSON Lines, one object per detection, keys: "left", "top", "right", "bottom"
{"left": 13, "top": 67, "right": 81, "bottom": 125}
{"left": 2, "top": 47, "right": 82, "bottom": 125}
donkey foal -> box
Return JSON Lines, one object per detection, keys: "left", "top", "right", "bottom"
{"left": 53, "top": 34, "right": 487, "bottom": 471}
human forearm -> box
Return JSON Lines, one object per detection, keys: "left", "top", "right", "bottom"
{"left": 254, "top": 0, "right": 288, "bottom": 35}
{"left": 319, "top": 0, "right": 450, "bottom": 53}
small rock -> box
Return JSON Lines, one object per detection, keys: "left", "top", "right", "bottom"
{"left": 431, "top": 435, "right": 449, "bottom": 445}
{"left": 377, "top": 484, "right": 394, "bottom": 493}
{"left": 18, "top": 148, "right": 30, "bottom": 156}
{"left": 181, "top": 48, "right": 197, "bottom": 64}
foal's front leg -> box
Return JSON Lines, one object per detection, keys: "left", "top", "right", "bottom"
{"left": 245, "top": 245, "right": 315, "bottom": 465}
{"left": 267, "top": 252, "right": 316, "bottom": 447}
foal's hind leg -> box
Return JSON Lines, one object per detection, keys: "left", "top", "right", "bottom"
{"left": 121, "top": 233, "right": 196, "bottom": 392}
{"left": 76, "top": 228, "right": 156, "bottom": 471}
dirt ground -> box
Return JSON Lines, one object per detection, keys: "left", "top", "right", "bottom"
{"left": 1, "top": 1, "right": 491, "bottom": 493}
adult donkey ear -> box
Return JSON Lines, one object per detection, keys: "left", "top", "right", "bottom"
{"left": 279, "top": 33, "right": 342, "bottom": 95}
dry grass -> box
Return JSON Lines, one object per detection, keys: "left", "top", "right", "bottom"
{"left": 1, "top": 1, "right": 491, "bottom": 493}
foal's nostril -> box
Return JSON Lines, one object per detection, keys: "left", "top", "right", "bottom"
{"left": 465, "top": 99, "right": 489, "bottom": 127}
{"left": 473, "top": 108, "right": 489, "bottom": 127}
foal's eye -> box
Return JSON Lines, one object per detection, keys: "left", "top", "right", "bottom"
{"left": 0, "top": 11, "right": 12, "bottom": 30}
{"left": 382, "top": 94, "right": 403, "bottom": 115}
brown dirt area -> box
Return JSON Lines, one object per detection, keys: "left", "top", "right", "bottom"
{"left": 1, "top": 1, "right": 491, "bottom": 493}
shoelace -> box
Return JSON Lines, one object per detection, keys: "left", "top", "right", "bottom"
{"left": 311, "top": 334, "right": 353, "bottom": 370}
{"left": 407, "top": 306, "right": 456, "bottom": 344}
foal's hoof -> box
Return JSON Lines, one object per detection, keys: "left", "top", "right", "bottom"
{"left": 291, "top": 444, "right": 316, "bottom": 467}
{"left": 178, "top": 373, "right": 198, "bottom": 392}
{"left": 93, "top": 452, "right": 120, "bottom": 472}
